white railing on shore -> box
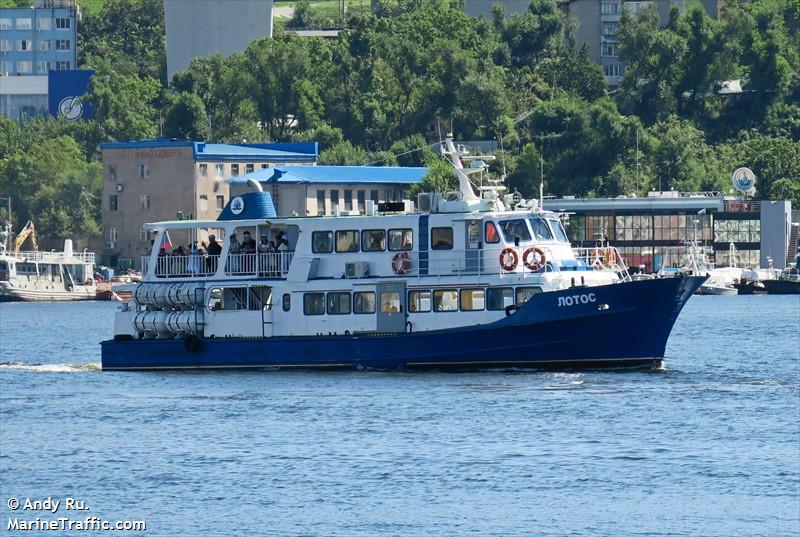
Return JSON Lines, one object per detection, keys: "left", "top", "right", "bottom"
{"left": 14, "top": 250, "right": 96, "bottom": 264}
{"left": 143, "top": 252, "right": 294, "bottom": 279}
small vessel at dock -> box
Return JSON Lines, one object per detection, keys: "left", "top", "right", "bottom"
{"left": 0, "top": 222, "right": 96, "bottom": 302}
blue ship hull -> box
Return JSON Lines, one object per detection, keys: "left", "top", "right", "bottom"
{"left": 101, "top": 276, "right": 705, "bottom": 371}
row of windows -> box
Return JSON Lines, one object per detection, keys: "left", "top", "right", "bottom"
{"left": 0, "top": 17, "right": 71, "bottom": 30}
{"left": 1, "top": 60, "right": 70, "bottom": 74}
{"left": 312, "top": 229, "right": 415, "bottom": 253}
{"left": 301, "top": 287, "right": 542, "bottom": 316}
{"left": 0, "top": 39, "right": 70, "bottom": 52}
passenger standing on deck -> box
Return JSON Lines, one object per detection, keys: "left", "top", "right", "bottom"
{"left": 229, "top": 233, "right": 241, "bottom": 273}
{"left": 188, "top": 242, "right": 201, "bottom": 274}
{"left": 206, "top": 235, "right": 222, "bottom": 273}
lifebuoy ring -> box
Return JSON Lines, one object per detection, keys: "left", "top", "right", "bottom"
{"left": 523, "top": 246, "right": 546, "bottom": 271}
{"left": 499, "top": 248, "right": 518, "bottom": 271}
{"left": 392, "top": 252, "right": 411, "bottom": 275}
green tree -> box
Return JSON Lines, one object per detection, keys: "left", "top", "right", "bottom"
{"left": 164, "top": 92, "right": 209, "bottom": 140}
{"left": 319, "top": 141, "right": 369, "bottom": 165}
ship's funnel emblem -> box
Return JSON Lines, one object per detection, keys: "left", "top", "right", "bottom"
{"left": 230, "top": 197, "right": 245, "bottom": 215}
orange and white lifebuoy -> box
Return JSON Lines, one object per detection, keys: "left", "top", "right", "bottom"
{"left": 392, "top": 252, "right": 411, "bottom": 275}
{"left": 523, "top": 246, "right": 546, "bottom": 271}
{"left": 499, "top": 248, "right": 518, "bottom": 271}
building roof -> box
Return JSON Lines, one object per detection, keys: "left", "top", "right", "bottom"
{"left": 229, "top": 165, "right": 428, "bottom": 185}
{"left": 543, "top": 195, "right": 726, "bottom": 212}
{"left": 99, "top": 140, "right": 318, "bottom": 163}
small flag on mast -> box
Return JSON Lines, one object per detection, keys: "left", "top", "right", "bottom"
{"left": 160, "top": 230, "right": 172, "bottom": 251}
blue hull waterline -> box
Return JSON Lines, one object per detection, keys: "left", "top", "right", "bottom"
{"left": 101, "top": 276, "right": 705, "bottom": 371}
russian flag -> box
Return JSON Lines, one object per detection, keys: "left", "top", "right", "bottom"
{"left": 160, "top": 231, "right": 172, "bottom": 251}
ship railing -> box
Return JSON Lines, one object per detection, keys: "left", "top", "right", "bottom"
{"left": 15, "top": 250, "right": 96, "bottom": 264}
{"left": 224, "top": 252, "right": 293, "bottom": 277}
{"left": 572, "top": 247, "right": 632, "bottom": 281}
{"left": 410, "top": 245, "right": 567, "bottom": 278}
{"left": 145, "top": 254, "right": 218, "bottom": 278}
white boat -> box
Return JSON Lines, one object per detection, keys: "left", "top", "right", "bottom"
{"left": 0, "top": 222, "right": 96, "bottom": 302}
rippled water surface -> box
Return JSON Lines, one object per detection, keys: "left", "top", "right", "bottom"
{"left": 1, "top": 296, "right": 799, "bottom": 536}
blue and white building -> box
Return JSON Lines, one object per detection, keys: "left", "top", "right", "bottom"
{"left": 0, "top": 0, "right": 78, "bottom": 119}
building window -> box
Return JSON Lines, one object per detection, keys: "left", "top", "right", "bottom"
{"left": 36, "top": 61, "right": 50, "bottom": 73}
{"left": 460, "top": 289, "right": 485, "bottom": 311}
{"left": 327, "top": 292, "right": 351, "bottom": 315}
{"left": 16, "top": 61, "right": 32, "bottom": 74}
{"left": 433, "top": 289, "right": 459, "bottom": 312}
{"left": 303, "top": 293, "right": 325, "bottom": 315}
{"left": 199, "top": 195, "right": 208, "bottom": 211}
{"left": 316, "top": 189, "right": 325, "bottom": 215}
{"left": 55, "top": 60, "right": 70, "bottom": 70}
{"left": 602, "top": 22, "right": 618, "bottom": 36}
{"left": 361, "top": 229, "right": 386, "bottom": 252}
{"left": 312, "top": 231, "right": 333, "bottom": 253}
{"left": 216, "top": 195, "right": 224, "bottom": 211}
{"left": 344, "top": 190, "right": 353, "bottom": 211}
{"left": 16, "top": 18, "right": 32, "bottom": 30}
{"left": 199, "top": 163, "right": 207, "bottom": 176}
{"left": 55, "top": 17, "right": 71, "bottom": 29}
{"left": 601, "top": 1, "right": 619, "bottom": 15}
{"left": 330, "top": 190, "right": 339, "bottom": 210}
{"left": 215, "top": 163, "right": 224, "bottom": 177}
{"left": 109, "top": 195, "right": 118, "bottom": 211}
{"left": 604, "top": 64, "right": 622, "bottom": 77}
{"left": 431, "top": 227, "right": 454, "bottom": 250}
{"left": 109, "top": 227, "right": 118, "bottom": 242}
{"left": 139, "top": 194, "right": 151, "bottom": 210}
{"left": 408, "top": 290, "right": 431, "bottom": 312}
{"left": 388, "top": 229, "right": 412, "bottom": 251}
{"left": 357, "top": 190, "right": 366, "bottom": 212}
{"left": 602, "top": 43, "right": 618, "bottom": 57}
{"left": 36, "top": 17, "right": 51, "bottom": 30}
{"left": 55, "top": 40, "right": 70, "bottom": 51}
{"left": 140, "top": 228, "right": 149, "bottom": 241}
{"left": 107, "top": 165, "right": 117, "bottom": 181}
{"left": 37, "top": 40, "right": 51, "bottom": 52}
{"left": 231, "top": 164, "right": 240, "bottom": 176}
{"left": 17, "top": 40, "right": 32, "bottom": 52}
{"left": 354, "top": 292, "right": 376, "bottom": 314}
{"left": 335, "top": 230, "right": 359, "bottom": 253}
{"left": 245, "top": 163, "right": 254, "bottom": 173}
{"left": 139, "top": 164, "right": 149, "bottom": 178}
{"left": 0, "top": 19, "right": 11, "bottom": 30}
{"left": 1, "top": 61, "right": 12, "bottom": 74}
{"left": 261, "top": 164, "right": 269, "bottom": 169}
{"left": 0, "top": 40, "right": 10, "bottom": 52}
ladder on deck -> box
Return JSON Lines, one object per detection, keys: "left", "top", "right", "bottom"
{"left": 787, "top": 223, "right": 799, "bottom": 266}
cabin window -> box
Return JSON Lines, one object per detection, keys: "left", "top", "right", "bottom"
{"left": 327, "top": 292, "right": 351, "bottom": 315}
{"left": 380, "top": 292, "right": 401, "bottom": 313}
{"left": 208, "top": 287, "right": 249, "bottom": 310}
{"left": 485, "top": 222, "right": 500, "bottom": 243}
{"left": 354, "top": 291, "right": 376, "bottom": 314}
{"left": 515, "top": 286, "right": 542, "bottom": 306}
{"left": 433, "top": 289, "right": 458, "bottom": 312}
{"left": 548, "top": 218, "right": 570, "bottom": 243}
{"left": 460, "top": 289, "right": 485, "bottom": 311}
{"left": 335, "top": 230, "right": 359, "bottom": 253}
{"left": 248, "top": 286, "right": 271, "bottom": 311}
{"left": 282, "top": 293, "right": 291, "bottom": 311}
{"left": 408, "top": 291, "right": 431, "bottom": 313}
{"left": 408, "top": 290, "right": 431, "bottom": 312}
{"left": 303, "top": 293, "right": 325, "bottom": 315}
{"left": 388, "top": 229, "right": 413, "bottom": 251}
{"left": 487, "top": 287, "right": 514, "bottom": 310}
{"left": 529, "top": 217, "right": 553, "bottom": 241}
{"left": 431, "top": 227, "right": 453, "bottom": 250}
{"left": 500, "top": 219, "right": 531, "bottom": 243}
{"left": 362, "top": 229, "right": 386, "bottom": 252}
{"left": 312, "top": 231, "right": 333, "bottom": 253}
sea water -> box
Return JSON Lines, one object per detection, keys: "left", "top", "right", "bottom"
{"left": 1, "top": 296, "right": 798, "bottom": 536}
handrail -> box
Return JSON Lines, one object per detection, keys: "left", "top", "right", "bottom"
{"left": 143, "top": 252, "right": 294, "bottom": 279}
{"left": 13, "top": 250, "right": 95, "bottom": 263}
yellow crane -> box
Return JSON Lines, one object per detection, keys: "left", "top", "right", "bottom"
{"left": 13, "top": 221, "right": 38, "bottom": 254}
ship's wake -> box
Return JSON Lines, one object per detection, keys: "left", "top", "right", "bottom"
{"left": 0, "top": 361, "right": 101, "bottom": 373}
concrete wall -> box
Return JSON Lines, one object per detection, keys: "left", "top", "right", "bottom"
{"left": 760, "top": 200, "right": 792, "bottom": 269}
{"left": 164, "top": 0, "right": 274, "bottom": 81}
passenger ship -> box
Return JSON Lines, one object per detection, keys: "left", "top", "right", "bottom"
{"left": 102, "top": 140, "right": 705, "bottom": 371}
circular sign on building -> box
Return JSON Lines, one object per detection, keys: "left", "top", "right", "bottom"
{"left": 732, "top": 167, "right": 756, "bottom": 195}
{"left": 58, "top": 96, "right": 84, "bottom": 120}
{"left": 230, "top": 196, "right": 245, "bottom": 215}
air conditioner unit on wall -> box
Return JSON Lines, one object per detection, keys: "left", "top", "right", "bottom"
{"left": 345, "top": 262, "right": 369, "bottom": 279}
{"left": 115, "top": 184, "right": 124, "bottom": 192}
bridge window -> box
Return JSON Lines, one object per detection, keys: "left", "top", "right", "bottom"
{"left": 408, "top": 290, "right": 431, "bottom": 312}
{"left": 487, "top": 287, "right": 514, "bottom": 310}
{"left": 515, "top": 286, "right": 542, "bottom": 306}
{"left": 312, "top": 231, "right": 333, "bottom": 253}
{"left": 500, "top": 219, "right": 531, "bottom": 243}
{"left": 388, "top": 229, "right": 413, "bottom": 251}
{"left": 362, "top": 229, "right": 386, "bottom": 252}
{"left": 327, "top": 292, "right": 351, "bottom": 315}
{"left": 460, "top": 289, "right": 485, "bottom": 311}
{"left": 335, "top": 230, "right": 359, "bottom": 253}
{"left": 303, "top": 293, "right": 325, "bottom": 315}
{"left": 354, "top": 291, "right": 376, "bottom": 314}
{"left": 547, "top": 218, "right": 569, "bottom": 243}
{"left": 433, "top": 289, "right": 458, "bottom": 312}
{"left": 431, "top": 227, "right": 453, "bottom": 250}
{"left": 529, "top": 217, "right": 553, "bottom": 241}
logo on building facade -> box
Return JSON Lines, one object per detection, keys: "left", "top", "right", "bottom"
{"left": 230, "top": 196, "right": 245, "bottom": 215}
{"left": 732, "top": 167, "right": 756, "bottom": 195}
{"left": 58, "top": 96, "right": 84, "bottom": 120}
